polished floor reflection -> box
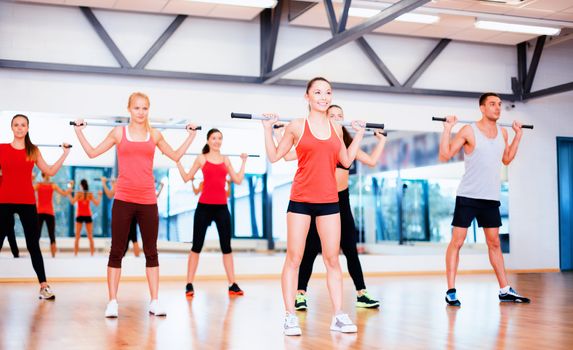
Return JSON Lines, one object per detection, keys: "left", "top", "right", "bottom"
{"left": 0, "top": 273, "right": 571, "bottom": 349}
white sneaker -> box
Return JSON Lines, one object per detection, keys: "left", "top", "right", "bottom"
{"left": 39, "top": 285, "right": 56, "bottom": 300}
{"left": 149, "top": 300, "right": 167, "bottom": 316}
{"left": 105, "top": 300, "right": 118, "bottom": 318}
{"left": 284, "top": 312, "right": 302, "bottom": 336}
{"left": 330, "top": 313, "right": 357, "bottom": 333}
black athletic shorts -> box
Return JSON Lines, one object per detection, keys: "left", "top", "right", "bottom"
{"left": 451, "top": 196, "right": 501, "bottom": 228}
{"left": 287, "top": 201, "right": 339, "bottom": 217}
{"left": 76, "top": 216, "right": 93, "bottom": 223}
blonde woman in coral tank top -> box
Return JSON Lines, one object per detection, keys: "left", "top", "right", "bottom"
{"left": 73, "top": 92, "right": 197, "bottom": 318}
{"left": 262, "top": 77, "right": 366, "bottom": 336}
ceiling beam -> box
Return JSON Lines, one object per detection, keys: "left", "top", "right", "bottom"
{"left": 404, "top": 38, "right": 451, "bottom": 88}
{"left": 0, "top": 59, "right": 261, "bottom": 84}
{"left": 79, "top": 7, "right": 131, "bottom": 69}
{"left": 135, "top": 15, "right": 187, "bottom": 69}
{"left": 524, "top": 81, "right": 573, "bottom": 100}
{"left": 523, "top": 35, "right": 546, "bottom": 94}
{"left": 356, "top": 37, "right": 401, "bottom": 87}
{"left": 262, "top": 0, "right": 430, "bottom": 84}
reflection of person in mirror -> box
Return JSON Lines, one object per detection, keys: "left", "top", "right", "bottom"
{"left": 439, "top": 92, "right": 529, "bottom": 306}
{"left": 35, "top": 173, "right": 73, "bottom": 257}
{"left": 67, "top": 179, "right": 102, "bottom": 256}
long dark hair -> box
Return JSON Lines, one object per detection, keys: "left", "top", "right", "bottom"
{"left": 80, "top": 179, "right": 89, "bottom": 200}
{"left": 202, "top": 128, "right": 222, "bottom": 154}
{"left": 12, "top": 114, "right": 38, "bottom": 161}
{"left": 328, "top": 105, "right": 353, "bottom": 148}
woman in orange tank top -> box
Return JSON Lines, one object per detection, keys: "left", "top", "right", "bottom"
{"left": 34, "top": 172, "right": 73, "bottom": 257}
{"left": 176, "top": 128, "right": 247, "bottom": 298}
{"left": 262, "top": 77, "right": 366, "bottom": 336}
{"left": 67, "top": 179, "right": 101, "bottom": 256}
{"left": 73, "top": 92, "right": 197, "bottom": 318}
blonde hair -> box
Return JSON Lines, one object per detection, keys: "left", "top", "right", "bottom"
{"left": 127, "top": 92, "right": 151, "bottom": 131}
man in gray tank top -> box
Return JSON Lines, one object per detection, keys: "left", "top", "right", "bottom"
{"left": 438, "top": 92, "right": 530, "bottom": 306}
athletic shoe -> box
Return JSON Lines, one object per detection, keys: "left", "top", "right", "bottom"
{"left": 330, "top": 313, "right": 358, "bottom": 333}
{"left": 355, "top": 290, "right": 380, "bottom": 308}
{"left": 149, "top": 300, "right": 167, "bottom": 316}
{"left": 39, "top": 285, "right": 55, "bottom": 300}
{"left": 284, "top": 313, "right": 302, "bottom": 336}
{"left": 295, "top": 293, "right": 308, "bottom": 311}
{"left": 228, "top": 283, "right": 244, "bottom": 296}
{"left": 499, "top": 287, "right": 531, "bottom": 303}
{"left": 105, "top": 300, "right": 118, "bottom": 318}
{"left": 445, "top": 288, "right": 461, "bottom": 307}
{"left": 185, "top": 283, "right": 194, "bottom": 298}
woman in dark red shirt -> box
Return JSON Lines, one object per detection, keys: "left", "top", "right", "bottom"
{"left": 0, "top": 114, "right": 70, "bottom": 299}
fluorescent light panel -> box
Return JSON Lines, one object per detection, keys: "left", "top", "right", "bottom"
{"left": 185, "top": 0, "right": 277, "bottom": 8}
{"left": 348, "top": 7, "right": 439, "bottom": 24}
{"left": 475, "top": 20, "right": 561, "bottom": 36}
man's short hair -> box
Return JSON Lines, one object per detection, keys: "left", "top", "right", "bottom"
{"left": 479, "top": 92, "right": 500, "bottom": 106}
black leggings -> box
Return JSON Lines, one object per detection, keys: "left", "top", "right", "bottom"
{"left": 0, "top": 211, "right": 19, "bottom": 257}
{"left": 297, "top": 188, "right": 366, "bottom": 291}
{"left": 38, "top": 214, "right": 56, "bottom": 244}
{"left": 0, "top": 204, "right": 47, "bottom": 283}
{"left": 123, "top": 217, "right": 138, "bottom": 256}
{"left": 192, "top": 203, "right": 232, "bottom": 254}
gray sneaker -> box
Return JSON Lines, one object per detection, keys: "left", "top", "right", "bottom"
{"left": 39, "top": 285, "right": 55, "bottom": 300}
{"left": 284, "top": 313, "right": 302, "bottom": 336}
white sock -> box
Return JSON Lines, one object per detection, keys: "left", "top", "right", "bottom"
{"left": 500, "top": 285, "right": 511, "bottom": 294}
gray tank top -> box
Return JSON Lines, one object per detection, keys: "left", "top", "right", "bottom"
{"left": 457, "top": 123, "right": 505, "bottom": 201}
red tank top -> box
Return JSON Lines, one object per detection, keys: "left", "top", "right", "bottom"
{"left": 37, "top": 183, "right": 55, "bottom": 215}
{"left": 290, "top": 119, "right": 340, "bottom": 203}
{"left": 0, "top": 143, "right": 36, "bottom": 204}
{"left": 114, "top": 127, "right": 157, "bottom": 205}
{"left": 76, "top": 194, "right": 92, "bottom": 217}
{"left": 199, "top": 161, "right": 228, "bottom": 205}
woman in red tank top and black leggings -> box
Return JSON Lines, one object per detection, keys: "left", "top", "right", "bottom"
{"left": 0, "top": 114, "right": 70, "bottom": 300}
{"left": 67, "top": 179, "right": 101, "bottom": 256}
{"left": 262, "top": 77, "right": 366, "bottom": 336}
{"left": 73, "top": 92, "right": 197, "bottom": 318}
{"left": 34, "top": 172, "right": 73, "bottom": 257}
{"left": 176, "top": 128, "right": 247, "bottom": 297}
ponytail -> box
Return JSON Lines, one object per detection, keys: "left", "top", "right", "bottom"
{"left": 80, "top": 179, "right": 89, "bottom": 200}
{"left": 341, "top": 127, "right": 353, "bottom": 148}
{"left": 202, "top": 143, "right": 210, "bottom": 154}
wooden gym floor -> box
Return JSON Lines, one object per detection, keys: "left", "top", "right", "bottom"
{"left": 0, "top": 272, "right": 571, "bottom": 350}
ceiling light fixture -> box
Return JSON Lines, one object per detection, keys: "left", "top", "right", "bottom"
{"left": 348, "top": 7, "right": 440, "bottom": 24}
{"left": 475, "top": 20, "right": 561, "bottom": 36}
{"left": 185, "top": 0, "right": 277, "bottom": 9}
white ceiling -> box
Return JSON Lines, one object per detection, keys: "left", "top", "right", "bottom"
{"left": 13, "top": 0, "right": 573, "bottom": 45}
